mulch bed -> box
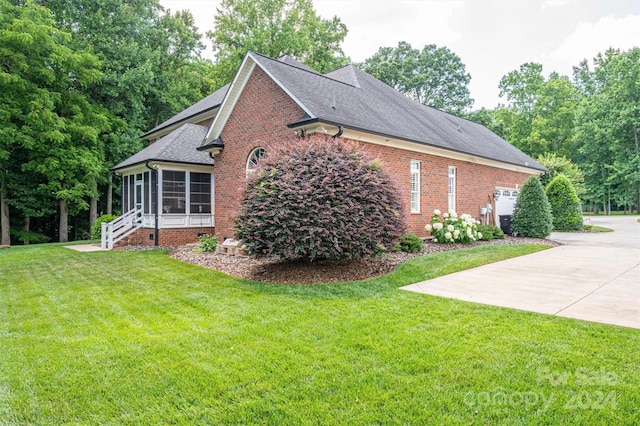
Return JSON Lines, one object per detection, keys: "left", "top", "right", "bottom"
{"left": 168, "top": 237, "right": 560, "bottom": 284}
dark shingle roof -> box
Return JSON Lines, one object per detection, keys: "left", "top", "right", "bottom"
{"left": 249, "top": 53, "right": 545, "bottom": 171}
{"left": 114, "top": 124, "right": 211, "bottom": 170}
{"left": 142, "top": 84, "right": 230, "bottom": 138}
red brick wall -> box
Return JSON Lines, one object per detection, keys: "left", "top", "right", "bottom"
{"left": 211, "top": 66, "right": 534, "bottom": 239}
{"left": 213, "top": 66, "right": 307, "bottom": 238}
{"left": 358, "top": 143, "right": 531, "bottom": 235}
{"left": 121, "top": 227, "right": 215, "bottom": 247}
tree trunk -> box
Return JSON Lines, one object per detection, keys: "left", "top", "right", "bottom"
{"left": 107, "top": 173, "right": 113, "bottom": 215}
{"left": 22, "top": 217, "right": 30, "bottom": 245}
{"left": 89, "top": 180, "right": 98, "bottom": 234}
{"left": 59, "top": 199, "right": 68, "bottom": 242}
{"left": 0, "top": 184, "right": 10, "bottom": 246}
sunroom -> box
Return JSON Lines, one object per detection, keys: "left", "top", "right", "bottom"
{"left": 105, "top": 124, "right": 215, "bottom": 248}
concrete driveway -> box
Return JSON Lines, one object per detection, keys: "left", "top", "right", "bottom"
{"left": 401, "top": 215, "right": 640, "bottom": 329}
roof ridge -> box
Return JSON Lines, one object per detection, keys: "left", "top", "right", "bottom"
{"left": 250, "top": 51, "right": 360, "bottom": 89}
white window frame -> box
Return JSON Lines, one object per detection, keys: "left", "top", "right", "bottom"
{"left": 246, "top": 147, "right": 266, "bottom": 176}
{"left": 448, "top": 166, "right": 456, "bottom": 213}
{"left": 410, "top": 160, "right": 421, "bottom": 213}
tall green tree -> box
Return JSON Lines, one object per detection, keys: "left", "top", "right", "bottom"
{"left": 361, "top": 41, "right": 473, "bottom": 114}
{"left": 0, "top": 0, "right": 107, "bottom": 242}
{"left": 38, "top": 0, "right": 215, "bottom": 221}
{"left": 573, "top": 48, "right": 640, "bottom": 213}
{"left": 498, "top": 64, "right": 578, "bottom": 158}
{"left": 207, "top": 0, "right": 349, "bottom": 85}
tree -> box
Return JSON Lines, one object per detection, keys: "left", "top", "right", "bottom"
{"left": 236, "top": 134, "right": 406, "bottom": 262}
{"left": 511, "top": 177, "right": 553, "bottom": 238}
{"left": 498, "top": 64, "right": 578, "bottom": 157}
{"left": 0, "top": 0, "right": 107, "bottom": 242}
{"left": 208, "top": 0, "right": 349, "bottom": 85}
{"left": 546, "top": 175, "right": 583, "bottom": 231}
{"left": 361, "top": 41, "right": 473, "bottom": 114}
{"left": 573, "top": 48, "right": 640, "bottom": 213}
{"left": 536, "top": 153, "right": 586, "bottom": 198}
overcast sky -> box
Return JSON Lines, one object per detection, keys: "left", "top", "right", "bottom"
{"left": 159, "top": 0, "right": 640, "bottom": 109}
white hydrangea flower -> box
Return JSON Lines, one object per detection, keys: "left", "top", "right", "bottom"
{"left": 445, "top": 232, "right": 452, "bottom": 240}
{"left": 433, "top": 222, "right": 443, "bottom": 230}
{"left": 425, "top": 224, "right": 433, "bottom": 232}
{"left": 433, "top": 209, "right": 441, "bottom": 215}
{"left": 447, "top": 224, "right": 455, "bottom": 232}
{"left": 478, "top": 232, "right": 483, "bottom": 240}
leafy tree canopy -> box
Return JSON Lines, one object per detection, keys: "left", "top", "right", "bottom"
{"left": 208, "top": 0, "right": 349, "bottom": 85}
{"left": 361, "top": 41, "right": 473, "bottom": 114}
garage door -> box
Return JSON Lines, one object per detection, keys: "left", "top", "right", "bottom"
{"left": 495, "top": 188, "right": 519, "bottom": 234}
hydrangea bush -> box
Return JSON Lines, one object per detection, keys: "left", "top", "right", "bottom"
{"left": 425, "top": 209, "right": 481, "bottom": 243}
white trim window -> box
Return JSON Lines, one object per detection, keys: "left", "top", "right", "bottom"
{"left": 448, "top": 166, "right": 456, "bottom": 213}
{"left": 246, "top": 147, "right": 265, "bottom": 176}
{"left": 410, "top": 160, "right": 420, "bottom": 213}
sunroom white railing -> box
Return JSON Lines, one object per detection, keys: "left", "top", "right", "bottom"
{"left": 101, "top": 209, "right": 143, "bottom": 250}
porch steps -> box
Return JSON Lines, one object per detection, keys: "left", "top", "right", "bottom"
{"left": 101, "top": 209, "right": 144, "bottom": 250}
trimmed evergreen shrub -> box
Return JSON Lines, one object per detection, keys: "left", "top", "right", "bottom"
{"left": 545, "top": 174, "right": 583, "bottom": 231}
{"left": 511, "top": 176, "right": 553, "bottom": 238}
{"left": 91, "top": 214, "right": 118, "bottom": 239}
{"left": 395, "top": 232, "right": 423, "bottom": 253}
{"left": 477, "top": 224, "right": 505, "bottom": 240}
{"left": 236, "top": 134, "right": 406, "bottom": 262}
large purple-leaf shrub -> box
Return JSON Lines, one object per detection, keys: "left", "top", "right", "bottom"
{"left": 236, "top": 135, "right": 406, "bottom": 262}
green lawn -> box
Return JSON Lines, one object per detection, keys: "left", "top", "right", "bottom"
{"left": 1, "top": 243, "right": 638, "bottom": 425}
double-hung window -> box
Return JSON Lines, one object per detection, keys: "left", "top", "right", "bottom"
{"left": 410, "top": 160, "right": 420, "bottom": 213}
{"left": 448, "top": 166, "right": 456, "bottom": 212}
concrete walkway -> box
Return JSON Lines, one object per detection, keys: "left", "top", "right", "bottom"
{"left": 401, "top": 215, "right": 640, "bottom": 329}
{"left": 64, "top": 243, "right": 107, "bottom": 252}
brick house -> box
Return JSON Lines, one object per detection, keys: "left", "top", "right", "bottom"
{"left": 108, "top": 52, "right": 544, "bottom": 248}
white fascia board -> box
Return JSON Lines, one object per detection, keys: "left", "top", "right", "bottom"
{"left": 203, "top": 55, "right": 256, "bottom": 144}
{"left": 295, "top": 123, "right": 544, "bottom": 176}
{"left": 144, "top": 108, "right": 219, "bottom": 142}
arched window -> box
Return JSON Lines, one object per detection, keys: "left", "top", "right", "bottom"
{"left": 502, "top": 190, "right": 511, "bottom": 197}
{"left": 246, "top": 147, "right": 265, "bottom": 175}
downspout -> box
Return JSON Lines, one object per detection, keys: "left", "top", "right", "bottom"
{"left": 145, "top": 161, "right": 159, "bottom": 246}
{"left": 332, "top": 126, "right": 344, "bottom": 138}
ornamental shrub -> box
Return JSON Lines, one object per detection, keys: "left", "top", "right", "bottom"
{"left": 511, "top": 176, "right": 553, "bottom": 238}
{"left": 545, "top": 174, "right": 583, "bottom": 231}
{"left": 198, "top": 234, "right": 219, "bottom": 252}
{"left": 477, "top": 224, "right": 505, "bottom": 240}
{"left": 91, "top": 214, "right": 118, "bottom": 239}
{"left": 235, "top": 134, "right": 406, "bottom": 262}
{"left": 425, "top": 210, "right": 480, "bottom": 243}
{"left": 395, "top": 232, "right": 423, "bottom": 253}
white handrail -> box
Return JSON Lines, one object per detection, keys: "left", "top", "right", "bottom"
{"left": 101, "top": 209, "right": 143, "bottom": 250}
